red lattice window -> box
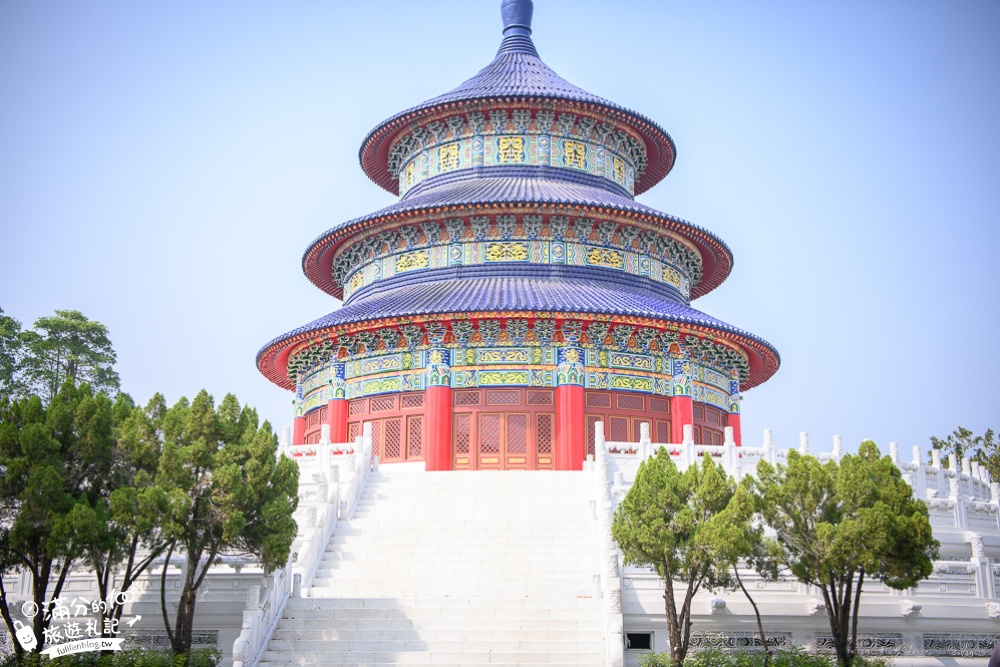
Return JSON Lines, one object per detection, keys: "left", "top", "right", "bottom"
{"left": 306, "top": 410, "right": 319, "bottom": 428}
{"left": 693, "top": 404, "right": 705, "bottom": 420}
{"left": 319, "top": 406, "right": 328, "bottom": 422}
{"left": 586, "top": 391, "right": 611, "bottom": 407}
{"left": 348, "top": 422, "right": 361, "bottom": 441}
{"left": 706, "top": 407, "right": 720, "bottom": 424}
{"left": 480, "top": 414, "right": 501, "bottom": 454}
{"left": 371, "top": 396, "right": 396, "bottom": 413}
{"left": 487, "top": 390, "right": 520, "bottom": 406}
{"left": 656, "top": 420, "right": 670, "bottom": 444}
{"left": 305, "top": 431, "right": 320, "bottom": 444}
{"left": 617, "top": 394, "right": 644, "bottom": 411}
{"left": 610, "top": 416, "right": 628, "bottom": 442}
{"left": 650, "top": 397, "right": 670, "bottom": 414}
{"left": 407, "top": 416, "right": 423, "bottom": 457}
{"left": 401, "top": 393, "right": 424, "bottom": 409}
{"left": 537, "top": 414, "right": 553, "bottom": 454}
{"left": 527, "top": 390, "right": 553, "bottom": 406}
{"left": 384, "top": 419, "right": 402, "bottom": 460}
{"left": 454, "top": 391, "right": 480, "bottom": 406}
{"left": 587, "top": 415, "right": 602, "bottom": 456}
{"left": 349, "top": 400, "right": 367, "bottom": 416}
{"left": 455, "top": 414, "right": 471, "bottom": 454}
{"left": 507, "top": 414, "right": 528, "bottom": 453}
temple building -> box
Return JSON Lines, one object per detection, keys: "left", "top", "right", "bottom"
{"left": 256, "top": 0, "right": 779, "bottom": 471}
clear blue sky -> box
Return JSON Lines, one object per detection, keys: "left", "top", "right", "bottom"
{"left": 2, "top": 1, "right": 998, "bottom": 454}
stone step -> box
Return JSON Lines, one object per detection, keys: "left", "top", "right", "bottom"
{"left": 279, "top": 605, "right": 601, "bottom": 621}
{"left": 274, "top": 617, "right": 602, "bottom": 632}
{"left": 264, "top": 639, "right": 606, "bottom": 653}
{"left": 310, "top": 579, "right": 594, "bottom": 597}
{"left": 284, "top": 597, "right": 599, "bottom": 610}
{"left": 271, "top": 627, "right": 600, "bottom": 642}
{"left": 261, "top": 468, "right": 605, "bottom": 664}
{"left": 258, "top": 650, "right": 604, "bottom": 665}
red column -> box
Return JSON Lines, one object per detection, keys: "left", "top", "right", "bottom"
{"left": 292, "top": 415, "right": 305, "bottom": 446}
{"left": 424, "top": 385, "right": 453, "bottom": 471}
{"left": 556, "top": 385, "right": 585, "bottom": 470}
{"left": 728, "top": 413, "right": 742, "bottom": 446}
{"left": 670, "top": 395, "right": 693, "bottom": 444}
{"left": 328, "top": 399, "right": 348, "bottom": 443}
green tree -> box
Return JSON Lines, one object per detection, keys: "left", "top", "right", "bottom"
{"left": 0, "top": 381, "right": 116, "bottom": 654}
{"left": 697, "top": 479, "right": 779, "bottom": 665}
{"left": 19, "top": 310, "right": 120, "bottom": 403}
{"left": 65, "top": 392, "right": 172, "bottom": 638}
{"left": 0, "top": 308, "right": 26, "bottom": 403}
{"left": 611, "top": 450, "right": 735, "bottom": 667}
{"left": 142, "top": 391, "right": 299, "bottom": 655}
{"left": 754, "top": 443, "right": 938, "bottom": 667}
{"left": 930, "top": 426, "right": 998, "bottom": 480}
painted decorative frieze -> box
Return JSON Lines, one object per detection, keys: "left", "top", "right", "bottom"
{"left": 387, "top": 109, "right": 648, "bottom": 196}
{"left": 288, "top": 316, "right": 747, "bottom": 407}
{"left": 333, "top": 214, "right": 703, "bottom": 301}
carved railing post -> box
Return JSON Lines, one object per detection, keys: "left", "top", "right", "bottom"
{"left": 594, "top": 421, "right": 624, "bottom": 667}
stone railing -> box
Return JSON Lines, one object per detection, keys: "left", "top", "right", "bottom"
{"left": 598, "top": 422, "right": 1000, "bottom": 657}
{"left": 231, "top": 560, "right": 291, "bottom": 667}
{"left": 593, "top": 421, "right": 624, "bottom": 667}
{"left": 604, "top": 426, "right": 997, "bottom": 513}
{"left": 232, "top": 424, "right": 374, "bottom": 667}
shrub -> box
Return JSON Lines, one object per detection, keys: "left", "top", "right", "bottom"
{"left": 637, "top": 648, "right": 891, "bottom": 667}
{"left": 0, "top": 649, "right": 221, "bottom": 667}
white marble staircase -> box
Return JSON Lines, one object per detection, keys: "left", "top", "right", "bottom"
{"left": 259, "top": 464, "right": 606, "bottom": 666}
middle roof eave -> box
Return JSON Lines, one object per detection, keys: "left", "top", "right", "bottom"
{"left": 302, "top": 174, "right": 733, "bottom": 300}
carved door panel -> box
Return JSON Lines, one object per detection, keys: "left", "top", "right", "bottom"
{"left": 535, "top": 413, "right": 555, "bottom": 469}
{"left": 368, "top": 420, "right": 382, "bottom": 461}
{"left": 381, "top": 418, "right": 403, "bottom": 462}
{"left": 406, "top": 415, "right": 423, "bottom": 459}
{"left": 504, "top": 413, "right": 529, "bottom": 469}
{"left": 587, "top": 414, "right": 603, "bottom": 457}
{"left": 453, "top": 413, "right": 473, "bottom": 470}
{"left": 478, "top": 413, "right": 502, "bottom": 469}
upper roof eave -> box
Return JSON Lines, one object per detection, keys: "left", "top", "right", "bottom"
{"left": 358, "top": 92, "right": 677, "bottom": 198}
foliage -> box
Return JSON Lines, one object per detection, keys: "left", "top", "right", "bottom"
{"left": 135, "top": 390, "right": 299, "bottom": 654}
{"left": 0, "top": 381, "right": 296, "bottom": 658}
{"left": 697, "top": 479, "right": 779, "bottom": 663}
{"left": 0, "top": 648, "right": 221, "bottom": 667}
{"left": 611, "top": 450, "right": 735, "bottom": 667}
{"left": 638, "top": 647, "right": 890, "bottom": 667}
{"left": 68, "top": 393, "right": 171, "bottom": 635}
{"left": 754, "top": 442, "right": 938, "bottom": 667}
{"left": 0, "top": 308, "right": 26, "bottom": 402}
{"left": 0, "top": 381, "right": 116, "bottom": 653}
{"left": 930, "top": 426, "right": 998, "bottom": 480}
{"left": 18, "top": 310, "right": 119, "bottom": 403}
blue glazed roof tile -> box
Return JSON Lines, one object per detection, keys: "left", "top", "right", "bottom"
{"left": 358, "top": 1, "right": 676, "bottom": 196}
{"left": 260, "top": 276, "right": 778, "bottom": 362}
{"left": 306, "top": 172, "right": 730, "bottom": 258}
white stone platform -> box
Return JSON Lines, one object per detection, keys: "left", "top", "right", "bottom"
{"left": 257, "top": 465, "right": 607, "bottom": 667}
